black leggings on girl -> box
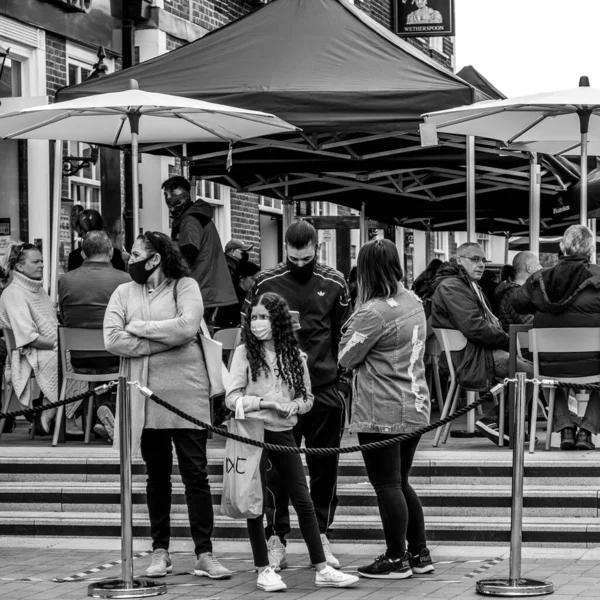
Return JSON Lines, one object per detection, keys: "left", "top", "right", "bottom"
{"left": 247, "top": 429, "right": 326, "bottom": 568}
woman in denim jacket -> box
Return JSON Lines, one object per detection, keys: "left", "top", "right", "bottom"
{"left": 339, "top": 239, "right": 432, "bottom": 580}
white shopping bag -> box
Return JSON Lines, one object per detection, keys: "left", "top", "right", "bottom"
{"left": 221, "top": 399, "right": 264, "bottom": 519}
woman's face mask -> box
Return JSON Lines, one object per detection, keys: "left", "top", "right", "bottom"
{"left": 128, "top": 254, "right": 158, "bottom": 285}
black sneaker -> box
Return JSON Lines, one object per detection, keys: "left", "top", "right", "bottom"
{"left": 476, "top": 418, "right": 509, "bottom": 446}
{"left": 358, "top": 553, "right": 413, "bottom": 579}
{"left": 411, "top": 549, "right": 434, "bottom": 574}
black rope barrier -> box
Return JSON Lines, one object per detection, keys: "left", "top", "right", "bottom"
{"left": 141, "top": 384, "right": 499, "bottom": 455}
{"left": 550, "top": 381, "right": 600, "bottom": 393}
{"left": 0, "top": 383, "right": 115, "bottom": 422}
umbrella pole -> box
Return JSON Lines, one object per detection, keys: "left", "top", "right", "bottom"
{"left": 590, "top": 219, "right": 597, "bottom": 264}
{"left": 128, "top": 112, "right": 141, "bottom": 240}
{"left": 529, "top": 153, "right": 540, "bottom": 256}
{"left": 50, "top": 139, "right": 63, "bottom": 305}
{"left": 581, "top": 131, "right": 588, "bottom": 225}
{"left": 466, "top": 136, "right": 476, "bottom": 242}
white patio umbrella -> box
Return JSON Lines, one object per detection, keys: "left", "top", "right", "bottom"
{"left": 423, "top": 76, "right": 600, "bottom": 224}
{"left": 0, "top": 79, "right": 299, "bottom": 300}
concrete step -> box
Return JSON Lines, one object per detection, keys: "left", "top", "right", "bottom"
{"left": 0, "top": 482, "right": 597, "bottom": 518}
{"left": 0, "top": 511, "right": 598, "bottom": 546}
{"left": 1, "top": 456, "right": 599, "bottom": 486}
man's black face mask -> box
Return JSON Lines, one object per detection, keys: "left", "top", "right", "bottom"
{"left": 287, "top": 253, "right": 317, "bottom": 283}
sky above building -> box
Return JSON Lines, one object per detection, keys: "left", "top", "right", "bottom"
{"left": 455, "top": 0, "right": 599, "bottom": 98}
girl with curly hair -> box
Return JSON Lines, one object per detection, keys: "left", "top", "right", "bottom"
{"left": 226, "top": 292, "right": 359, "bottom": 593}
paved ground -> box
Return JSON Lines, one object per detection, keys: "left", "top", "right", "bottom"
{"left": 0, "top": 538, "right": 599, "bottom": 600}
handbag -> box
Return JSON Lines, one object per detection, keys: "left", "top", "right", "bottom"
{"left": 221, "top": 398, "right": 265, "bottom": 519}
{"left": 172, "top": 279, "right": 230, "bottom": 399}
{"left": 454, "top": 342, "right": 494, "bottom": 392}
{"left": 199, "top": 320, "right": 231, "bottom": 398}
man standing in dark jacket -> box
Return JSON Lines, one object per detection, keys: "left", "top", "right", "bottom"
{"left": 494, "top": 251, "right": 540, "bottom": 333}
{"left": 162, "top": 176, "right": 236, "bottom": 320}
{"left": 431, "top": 242, "right": 533, "bottom": 445}
{"left": 244, "top": 220, "right": 350, "bottom": 570}
{"left": 512, "top": 225, "right": 600, "bottom": 450}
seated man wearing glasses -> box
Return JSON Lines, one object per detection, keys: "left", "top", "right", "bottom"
{"left": 431, "top": 243, "right": 533, "bottom": 445}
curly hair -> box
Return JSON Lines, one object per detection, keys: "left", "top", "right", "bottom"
{"left": 137, "top": 231, "right": 190, "bottom": 280}
{"left": 242, "top": 292, "right": 308, "bottom": 401}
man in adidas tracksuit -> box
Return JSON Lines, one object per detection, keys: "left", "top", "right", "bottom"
{"left": 244, "top": 220, "right": 351, "bottom": 570}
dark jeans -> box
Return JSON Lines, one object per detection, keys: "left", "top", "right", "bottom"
{"left": 554, "top": 389, "right": 600, "bottom": 434}
{"left": 141, "top": 429, "right": 213, "bottom": 557}
{"left": 248, "top": 429, "right": 326, "bottom": 568}
{"left": 358, "top": 433, "right": 426, "bottom": 558}
{"left": 265, "top": 386, "right": 345, "bottom": 541}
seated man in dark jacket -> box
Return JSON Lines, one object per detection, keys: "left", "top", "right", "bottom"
{"left": 494, "top": 251, "right": 540, "bottom": 333}
{"left": 431, "top": 242, "right": 533, "bottom": 445}
{"left": 512, "top": 225, "right": 600, "bottom": 451}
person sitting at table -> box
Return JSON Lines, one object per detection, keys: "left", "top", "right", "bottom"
{"left": 0, "top": 242, "right": 59, "bottom": 435}
{"left": 431, "top": 243, "right": 534, "bottom": 446}
{"left": 494, "top": 252, "right": 540, "bottom": 334}
{"left": 59, "top": 231, "right": 131, "bottom": 441}
{"left": 512, "top": 225, "right": 600, "bottom": 451}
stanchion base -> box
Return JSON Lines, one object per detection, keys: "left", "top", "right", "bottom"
{"left": 476, "top": 578, "right": 554, "bottom": 597}
{"left": 88, "top": 578, "right": 167, "bottom": 598}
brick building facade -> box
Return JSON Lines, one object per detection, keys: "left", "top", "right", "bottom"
{"left": 0, "top": 0, "right": 455, "bottom": 283}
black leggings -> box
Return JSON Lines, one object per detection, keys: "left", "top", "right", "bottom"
{"left": 358, "top": 433, "right": 427, "bottom": 558}
{"left": 247, "top": 429, "right": 326, "bottom": 568}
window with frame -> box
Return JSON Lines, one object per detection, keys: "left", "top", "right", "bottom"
{"left": 0, "top": 56, "right": 22, "bottom": 98}
{"left": 434, "top": 231, "right": 448, "bottom": 261}
{"left": 429, "top": 37, "right": 444, "bottom": 54}
{"left": 196, "top": 178, "right": 231, "bottom": 241}
{"left": 477, "top": 233, "right": 490, "bottom": 258}
{"left": 67, "top": 59, "right": 100, "bottom": 212}
{"left": 258, "top": 195, "right": 282, "bottom": 212}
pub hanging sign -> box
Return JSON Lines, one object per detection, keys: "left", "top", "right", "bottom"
{"left": 393, "top": 0, "right": 455, "bottom": 37}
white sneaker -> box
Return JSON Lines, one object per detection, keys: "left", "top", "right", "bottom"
{"left": 315, "top": 565, "right": 359, "bottom": 588}
{"left": 320, "top": 534, "right": 340, "bottom": 569}
{"left": 257, "top": 566, "right": 287, "bottom": 592}
{"left": 267, "top": 536, "right": 288, "bottom": 572}
{"left": 145, "top": 549, "right": 172, "bottom": 577}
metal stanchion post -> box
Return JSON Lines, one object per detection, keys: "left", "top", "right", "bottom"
{"left": 476, "top": 373, "right": 553, "bottom": 597}
{"left": 89, "top": 377, "right": 167, "bottom": 598}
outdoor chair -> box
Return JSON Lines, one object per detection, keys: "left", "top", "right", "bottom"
{"left": 53, "top": 327, "right": 118, "bottom": 447}
{"left": 432, "top": 328, "right": 504, "bottom": 447}
{"left": 213, "top": 327, "right": 242, "bottom": 370}
{"left": 529, "top": 327, "right": 600, "bottom": 453}
{"left": 1, "top": 328, "right": 40, "bottom": 440}
{"left": 424, "top": 319, "right": 445, "bottom": 416}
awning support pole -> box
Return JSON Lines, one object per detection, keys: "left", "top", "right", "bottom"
{"left": 529, "top": 153, "right": 541, "bottom": 256}
{"left": 50, "top": 139, "right": 63, "bottom": 306}
{"left": 359, "top": 202, "right": 368, "bottom": 247}
{"left": 466, "top": 135, "right": 476, "bottom": 242}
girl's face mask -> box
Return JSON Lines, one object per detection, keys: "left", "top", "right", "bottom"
{"left": 250, "top": 320, "right": 272, "bottom": 341}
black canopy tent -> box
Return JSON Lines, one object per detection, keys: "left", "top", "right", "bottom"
{"left": 58, "top": 0, "right": 577, "bottom": 233}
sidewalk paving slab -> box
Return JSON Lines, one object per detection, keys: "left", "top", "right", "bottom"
{"left": 0, "top": 538, "right": 599, "bottom": 600}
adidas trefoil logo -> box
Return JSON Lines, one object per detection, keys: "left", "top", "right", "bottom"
{"left": 318, "top": 291, "right": 325, "bottom": 296}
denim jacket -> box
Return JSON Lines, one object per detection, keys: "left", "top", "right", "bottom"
{"left": 338, "top": 284, "right": 430, "bottom": 434}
